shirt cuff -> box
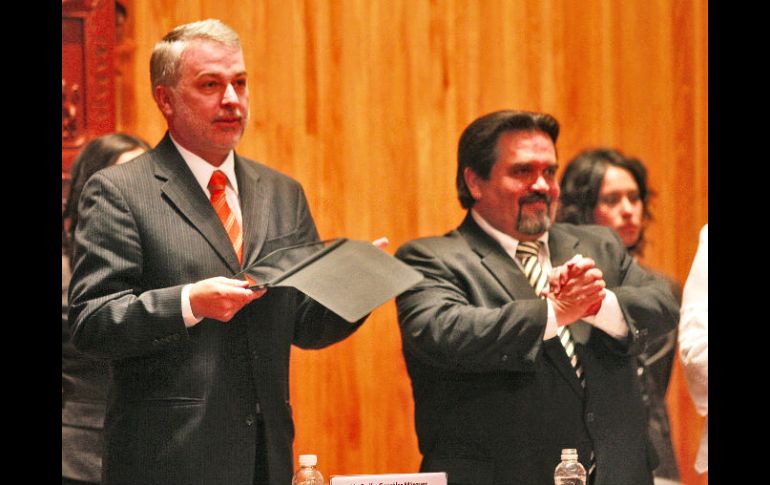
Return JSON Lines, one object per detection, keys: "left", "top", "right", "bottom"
{"left": 544, "top": 300, "right": 558, "bottom": 340}
{"left": 181, "top": 283, "right": 204, "bottom": 328}
{"left": 582, "top": 289, "right": 628, "bottom": 340}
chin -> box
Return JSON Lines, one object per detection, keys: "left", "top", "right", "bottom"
{"left": 214, "top": 135, "right": 242, "bottom": 149}
{"left": 517, "top": 218, "right": 550, "bottom": 236}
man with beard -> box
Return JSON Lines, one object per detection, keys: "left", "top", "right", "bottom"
{"left": 394, "top": 110, "right": 679, "bottom": 485}
{"left": 68, "top": 19, "right": 366, "bottom": 485}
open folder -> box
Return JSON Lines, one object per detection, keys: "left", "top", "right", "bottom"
{"left": 233, "top": 238, "right": 423, "bottom": 322}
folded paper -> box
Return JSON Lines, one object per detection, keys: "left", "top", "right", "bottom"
{"left": 236, "top": 238, "right": 423, "bottom": 322}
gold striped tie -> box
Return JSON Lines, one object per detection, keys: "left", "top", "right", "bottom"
{"left": 516, "top": 240, "right": 596, "bottom": 476}
{"left": 208, "top": 170, "right": 244, "bottom": 264}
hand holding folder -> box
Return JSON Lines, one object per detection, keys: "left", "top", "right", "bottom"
{"left": 232, "top": 238, "right": 423, "bottom": 322}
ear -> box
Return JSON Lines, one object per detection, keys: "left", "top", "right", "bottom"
{"left": 464, "top": 167, "right": 483, "bottom": 202}
{"left": 153, "top": 85, "right": 174, "bottom": 119}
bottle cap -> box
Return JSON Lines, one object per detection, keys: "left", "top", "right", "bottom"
{"left": 561, "top": 448, "right": 578, "bottom": 460}
{"left": 299, "top": 454, "right": 318, "bottom": 466}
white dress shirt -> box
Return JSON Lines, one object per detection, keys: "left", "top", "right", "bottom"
{"left": 470, "top": 210, "right": 628, "bottom": 341}
{"left": 679, "top": 224, "right": 708, "bottom": 473}
{"left": 169, "top": 135, "right": 242, "bottom": 327}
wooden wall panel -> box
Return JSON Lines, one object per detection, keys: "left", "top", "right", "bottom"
{"left": 62, "top": 0, "right": 118, "bottom": 210}
{"left": 112, "top": 1, "right": 708, "bottom": 483}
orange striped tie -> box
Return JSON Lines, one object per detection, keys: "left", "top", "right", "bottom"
{"left": 208, "top": 170, "right": 243, "bottom": 264}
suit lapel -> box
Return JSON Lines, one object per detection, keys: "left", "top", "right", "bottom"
{"left": 547, "top": 223, "right": 580, "bottom": 267}
{"left": 234, "top": 155, "right": 269, "bottom": 271}
{"left": 458, "top": 215, "right": 537, "bottom": 302}
{"left": 152, "top": 134, "right": 242, "bottom": 274}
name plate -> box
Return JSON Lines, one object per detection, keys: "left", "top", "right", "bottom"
{"left": 330, "top": 472, "right": 447, "bottom": 485}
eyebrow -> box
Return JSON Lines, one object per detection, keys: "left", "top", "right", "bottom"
{"left": 195, "top": 70, "right": 248, "bottom": 79}
{"left": 511, "top": 161, "right": 558, "bottom": 167}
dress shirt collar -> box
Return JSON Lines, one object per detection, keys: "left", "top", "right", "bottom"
{"left": 470, "top": 209, "right": 550, "bottom": 261}
{"left": 169, "top": 133, "right": 239, "bottom": 196}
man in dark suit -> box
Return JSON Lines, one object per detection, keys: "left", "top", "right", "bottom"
{"left": 68, "top": 19, "right": 365, "bottom": 485}
{"left": 395, "top": 110, "right": 679, "bottom": 485}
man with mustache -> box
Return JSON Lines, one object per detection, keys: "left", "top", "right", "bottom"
{"left": 68, "top": 19, "right": 366, "bottom": 485}
{"left": 395, "top": 110, "right": 679, "bottom": 485}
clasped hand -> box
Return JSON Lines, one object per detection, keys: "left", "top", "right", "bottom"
{"left": 546, "top": 254, "right": 605, "bottom": 326}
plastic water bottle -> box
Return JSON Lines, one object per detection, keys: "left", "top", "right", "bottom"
{"left": 291, "top": 454, "right": 325, "bottom": 485}
{"left": 554, "top": 448, "right": 586, "bottom": 485}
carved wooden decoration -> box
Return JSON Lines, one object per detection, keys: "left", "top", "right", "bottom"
{"left": 62, "top": 0, "right": 116, "bottom": 205}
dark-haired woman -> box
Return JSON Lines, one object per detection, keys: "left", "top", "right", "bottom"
{"left": 62, "top": 133, "right": 150, "bottom": 485}
{"left": 558, "top": 148, "right": 682, "bottom": 485}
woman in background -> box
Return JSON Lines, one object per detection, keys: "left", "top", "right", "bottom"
{"left": 558, "top": 148, "right": 682, "bottom": 485}
{"left": 62, "top": 133, "right": 150, "bottom": 485}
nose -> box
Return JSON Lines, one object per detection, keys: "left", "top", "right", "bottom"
{"left": 222, "top": 83, "right": 239, "bottom": 105}
{"left": 531, "top": 173, "right": 550, "bottom": 192}
{"left": 619, "top": 197, "right": 634, "bottom": 215}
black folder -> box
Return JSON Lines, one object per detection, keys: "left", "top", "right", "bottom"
{"left": 234, "top": 238, "right": 423, "bottom": 322}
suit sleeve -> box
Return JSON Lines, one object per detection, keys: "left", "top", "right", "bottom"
{"left": 68, "top": 174, "right": 188, "bottom": 360}
{"left": 395, "top": 239, "right": 548, "bottom": 373}
{"left": 604, "top": 230, "right": 680, "bottom": 356}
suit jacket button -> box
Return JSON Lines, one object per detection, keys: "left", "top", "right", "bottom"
{"left": 501, "top": 354, "right": 509, "bottom": 362}
{"left": 245, "top": 414, "right": 256, "bottom": 426}
{"left": 586, "top": 412, "right": 594, "bottom": 423}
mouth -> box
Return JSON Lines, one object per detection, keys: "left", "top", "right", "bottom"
{"left": 523, "top": 200, "right": 547, "bottom": 207}
{"left": 214, "top": 116, "right": 242, "bottom": 127}
{"left": 519, "top": 195, "right": 551, "bottom": 210}
{"left": 619, "top": 224, "right": 640, "bottom": 233}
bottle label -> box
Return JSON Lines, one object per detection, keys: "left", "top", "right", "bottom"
{"left": 555, "top": 479, "right": 584, "bottom": 485}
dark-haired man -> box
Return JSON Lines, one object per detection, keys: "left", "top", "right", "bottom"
{"left": 395, "top": 110, "right": 678, "bottom": 485}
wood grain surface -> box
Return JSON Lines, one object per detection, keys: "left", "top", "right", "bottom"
{"left": 110, "top": 1, "right": 708, "bottom": 483}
